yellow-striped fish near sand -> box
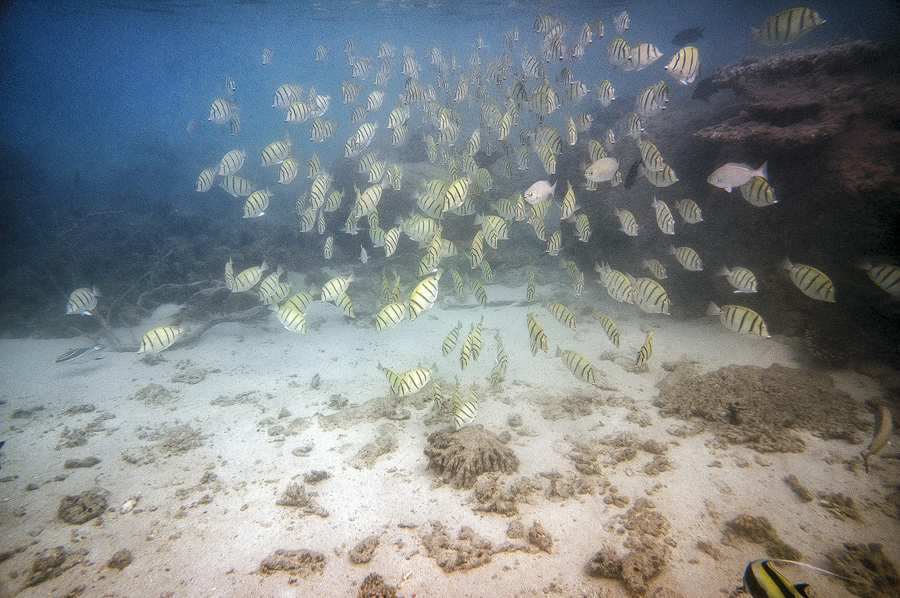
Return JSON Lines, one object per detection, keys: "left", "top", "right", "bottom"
{"left": 274, "top": 304, "right": 307, "bottom": 334}
{"left": 782, "top": 258, "right": 836, "bottom": 302}
{"left": 66, "top": 286, "right": 100, "bottom": 315}
{"left": 454, "top": 390, "right": 478, "bottom": 430}
{"left": 257, "top": 266, "right": 284, "bottom": 302}
{"left": 669, "top": 245, "right": 703, "bottom": 271}
{"left": 751, "top": 7, "right": 825, "bottom": 46}
{"left": 707, "top": 303, "right": 770, "bottom": 338}
{"left": 547, "top": 302, "right": 576, "bottom": 329}
{"left": 321, "top": 275, "right": 354, "bottom": 302}
{"left": 470, "top": 279, "right": 487, "bottom": 307}
{"left": 555, "top": 346, "right": 596, "bottom": 384}
{"left": 442, "top": 322, "right": 462, "bottom": 356}
{"left": 545, "top": 230, "right": 562, "bottom": 256}
{"left": 862, "top": 263, "right": 900, "bottom": 296}
{"left": 459, "top": 325, "right": 473, "bottom": 370}
{"left": 335, "top": 292, "right": 355, "bottom": 318}
{"left": 527, "top": 270, "right": 536, "bottom": 302}
{"left": 375, "top": 302, "right": 407, "bottom": 331}
{"left": 495, "top": 333, "right": 509, "bottom": 374}
{"left": 527, "top": 312, "right": 549, "bottom": 355}
{"left": 718, "top": 266, "right": 758, "bottom": 293}
{"left": 594, "top": 312, "right": 621, "bottom": 347}
{"left": 632, "top": 277, "right": 671, "bottom": 315}
{"left": 740, "top": 176, "right": 777, "bottom": 207}
{"left": 399, "top": 366, "right": 433, "bottom": 397}
{"left": 409, "top": 269, "right": 442, "bottom": 321}
{"left": 470, "top": 317, "right": 484, "bottom": 361}
{"left": 861, "top": 405, "right": 893, "bottom": 473}
{"left": 652, "top": 197, "right": 675, "bottom": 235}
{"left": 284, "top": 290, "right": 313, "bottom": 314}
{"left": 377, "top": 362, "right": 404, "bottom": 397}
{"left": 138, "top": 326, "right": 184, "bottom": 353}
{"left": 232, "top": 261, "right": 268, "bottom": 292}
{"left": 635, "top": 328, "right": 654, "bottom": 366}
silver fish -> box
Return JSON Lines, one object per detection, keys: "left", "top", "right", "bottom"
{"left": 708, "top": 162, "right": 768, "bottom": 192}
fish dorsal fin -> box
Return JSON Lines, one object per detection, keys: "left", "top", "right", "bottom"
{"left": 794, "top": 583, "right": 811, "bottom": 598}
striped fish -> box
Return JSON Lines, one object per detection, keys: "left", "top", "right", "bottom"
{"left": 409, "top": 269, "right": 442, "bottom": 321}
{"left": 624, "top": 43, "right": 663, "bottom": 71}
{"left": 527, "top": 312, "right": 549, "bottom": 355}
{"left": 284, "top": 290, "right": 313, "bottom": 314}
{"left": 218, "top": 150, "right": 246, "bottom": 176}
{"left": 335, "top": 292, "right": 355, "bottom": 318}
{"left": 323, "top": 236, "right": 333, "bottom": 260}
{"left": 669, "top": 245, "right": 703, "bottom": 271}
{"left": 232, "top": 261, "right": 268, "bottom": 293}
{"left": 219, "top": 175, "right": 254, "bottom": 197}
{"left": 547, "top": 302, "right": 576, "bottom": 329}
{"left": 315, "top": 44, "right": 328, "bottom": 62}
{"left": 527, "top": 270, "right": 536, "bottom": 301}
{"left": 377, "top": 362, "right": 404, "bottom": 397}
{"left": 635, "top": 329, "right": 654, "bottom": 366}
{"left": 224, "top": 259, "right": 234, "bottom": 291}
{"left": 470, "top": 279, "right": 487, "bottom": 307}
{"left": 740, "top": 176, "right": 777, "bottom": 207}
{"left": 450, "top": 269, "right": 466, "bottom": 297}
{"left": 55, "top": 345, "right": 102, "bottom": 363}
{"left": 196, "top": 167, "right": 216, "bottom": 192}
{"left": 596, "top": 79, "right": 615, "bottom": 107}
{"left": 453, "top": 391, "right": 478, "bottom": 430}
{"left": 375, "top": 302, "right": 407, "bottom": 331}
{"left": 573, "top": 213, "right": 591, "bottom": 242}
{"left": 594, "top": 313, "right": 621, "bottom": 347}
{"left": 321, "top": 275, "right": 353, "bottom": 302}
{"left": 863, "top": 263, "right": 900, "bottom": 296}
{"left": 665, "top": 46, "right": 700, "bottom": 85}
{"left": 616, "top": 208, "right": 638, "bottom": 236}
{"left": 399, "top": 366, "right": 432, "bottom": 396}
{"left": 602, "top": 267, "right": 635, "bottom": 304}
{"left": 66, "top": 286, "right": 99, "bottom": 315}
{"left": 560, "top": 182, "right": 578, "bottom": 219}
{"left": 443, "top": 322, "right": 462, "bottom": 356}
{"left": 639, "top": 140, "right": 664, "bottom": 172}
{"left": 632, "top": 277, "right": 671, "bottom": 315}
{"left": 208, "top": 97, "right": 236, "bottom": 124}
{"left": 479, "top": 260, "right": 493, "bottom": 284}
{"left": 308, "top": 153, "right": 322, "bottom": 179}
{"left": 383, "top": 227, "right": 400, "bottom": 257}
{"left": 643, "top": 259, "right": 667, "bottom": 280}
{"left": 495, "top": 334, "right": 509, "bottom": 374}
{"left": 782, "top": 258, "right": 836, "bottom": 302}
{"left": 607, "top": 38, "right": 629, "bottom": 68}
{"left": 652, "top": 197, "right": 675, "bottom": 235}
{"left": 751, "top": 8, "right": 826, "bottom": 46}
{"left": 718, "top": 266, "right": 758, "bottom": 293}
{"left": 675, "top": 199, "right": 703, "bottom": 223}
{"left": 260, "top": 133, "right": 292, "bottom": 166}
{"left": 257, "top": 267, "right": 284, "bottom": 302}
{"left": 460, "top": 325, "right": 473, "bottom": 370}
{"left": 278, "top": 157, "right": 300, "bottom": 184}
{"left": 443, "top": 177, "right": 469, "bottom": 212}
{"left": 470, "top": 317, "right": 484, "bottom": 361}
{"left": 274, "top": 305, "right": 307, "bottom": 334}
{"left": 243, "top": 190, "right": 271, "bottom": 218}
{"left": 707, "top": 303, "right": 770, "bottom": 338}
{"left": 137, "top": 326, "right": 184, "bottom": 353}
{"left": 555, "top": 346, "right": 596, "bottom": 384}
{"left": 644, "top": 163, "right": 679, "bottom": 187}
{"left": 545, "top": 230, "right": 562, "bottom": 257}
{"left": 740, "top": 559, "right": 820, "bottom": 598}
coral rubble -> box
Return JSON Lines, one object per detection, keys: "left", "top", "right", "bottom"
{"left": 424, "top": 425, "right": 519, "bottom": 489}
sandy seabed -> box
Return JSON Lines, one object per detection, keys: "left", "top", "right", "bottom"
{"left": 0, "top": 274, "right": 897, "bottom": 598}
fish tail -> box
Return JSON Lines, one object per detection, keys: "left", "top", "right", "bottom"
{"left": 717, "top": 266, "right": 731, "bottom": 277}
{"left": 781, "top": 257, "right": 794, "bottom": 270}
{"left": 757, "top": 161, "right": 769, "bottom": 180}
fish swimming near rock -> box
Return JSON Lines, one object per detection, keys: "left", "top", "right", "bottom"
{"left": 751, "top": 8, "right": 825, "bottom": 46}
{"left": 708, "top": 162, "right": 769, "bottom": 192}
{"left": 672, "top": 26, "right": 704, "bottom": 46}
{"left": 66, "top": 286, "right": 100, "bottom": 316}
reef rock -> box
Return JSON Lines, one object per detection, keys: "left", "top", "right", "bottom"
{"left": 424, "top": 425, "right": 520, "bottom": 489}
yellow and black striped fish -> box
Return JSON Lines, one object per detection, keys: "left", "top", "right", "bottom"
{"left": 218, "top": 150, "right": 246, "bottom": 176}
{"left": 224, "top": 259, "right": 234, "bottom": 291}
{"left": 65, "top": 286, "right": 99, "bottom": 315}
{"left": 740, "top": 559, "right": 825, "bottom": 598}
{"left": 243, "top": 190, "right": 271, "bottom": 218}
{"left": 409, "top": 269, "right": 442, "bottom": 321}
{"left": 652, "top": 196, "right": 675, "bottom": 235}
{"left": 283, "top": 290, "right": 313, "bottom": 314}
{"left": 375, "top": 302, "right": 407, "bottom": 331}
{"left": 707, "top": 302, "right": 770, "bottom": 338}
{"left": 138, "top": 326, "right": 184, "bottom": 353}
{"left": 232, "top": 261, "right": 268, "bottom": 293}
{"left": 450, "top": 269, "right": 467, "bottom": 297}
{"left": 616, "top": 208, "right": 638, "bottom": 236}
{"left": 555, "top": 346, "right": 596, "bottom": 384}
{"left": 547, "top": 302, "right": 576, "bottom": 329}
{"left": 594, "top": 312, "right": 621, "bottom": 347}
{"left": 377, "top": 362, "right": 404, "bottom": 397}
{"left": 643, "top": 258, "right": 667, "bottom": 280}
{"left": 454, "top": 390, "right": 478, "bottom": 430}
{"left": 219, "top": 175, "right": 254, "bottom": 197}
{"left": 470, "top": 317, "right": 484, "bottom": 361}
{"left": 274, "top": 304, "right": 307, "bottom": 334}
{"left": 443, "top": 321, "right": 462, "bottom": 356}
{"left": 321, "top": 275, "right": 353, "bottom": 302}
{"left": 527, "top": 312, "right": 549, "bottom": 355}
{"left": 469, "top": 229, "right": 484, "bottom": 269}
{"left": 196, "top": 167, "right": 216, "bottom": 192}
{"left": 751, "top": 8, "right": 825, "bottom": 46}
{"left": 527, "top": 270, "right": 536, "bottom": 302}
{"left": 740, "top": 176, "right": 777, "bottom": 207}
{"left": 257, "top": 267, "right": 284, "bottom": 302}
{"left": 460, "top": 325, "right": 473, "bottom": 371}
{"left": 495, "top": 333, "right": 509, "bottom": 374}
{"left": 669, "top": 245, "right": 703, "bottom": 271}
{"left": 718, "top": 266, "right": 758, "bottom": 293}
{"left": 863, "top": 263, "right": 900, "bottom": 296}
{"left": 782, "top": 258, "right": 836, "bottom": 302}
{"left": 479, "top": 260, "right": 493, "bottom": 284}
{"left": 399, "top": 366, "right": 432, "bottom": 396}
{"left": 470, "top": 279, "right": 487, "bottom": 307}
{"left": 635, "top": 329, "right": 654, "bottom": 366}
{"left": 664, "top": 46, "right": 700, "bottom": 85}
{"left": 632, "top": 277, "right": 671, "bottom": 315}
{"left": 675, "top": 198, "right": 703, "bottom": 224}
{"left": 335, "top": 292, "right": 355, "bottom": 318}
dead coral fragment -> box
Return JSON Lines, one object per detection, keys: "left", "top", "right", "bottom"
{"left": 722, "top": 514, "right": 801, "bottom": 561}
{"left": 421, "top": 522, "right": 493, "bottom": 572}
{"left": 258, "top": 549, "right": 325, "bottom": 577}
{"left": 826, "top": 542, "right": 900, "bottom": 598}
{"left": 425, "top": 425, "right": 519, "bottom": 489}
{"left": 783, "top": 474, "right": 814, "bottom": 502}
{"left": 528, "top": 521, "right": 552, "bottom": 554}
{"left": 23, "top": 546, "right": 87, "bottom": 588}
{"left": 275, "top": 483, "right": 329, "bottom": 518}
{"left": 817, "top": 492, "right": 864, "bottom": 522}
{"left": 348, "top": 535, "right": 379, "bottom": 565}
{"left": 358, "top": 573, "right": 397, "bottom": 598}
{"left": 58, "top": 490, "right": 108, "bottom": 525}
{"left": 585, "top": 544, "right": 668, "bottom": 597}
